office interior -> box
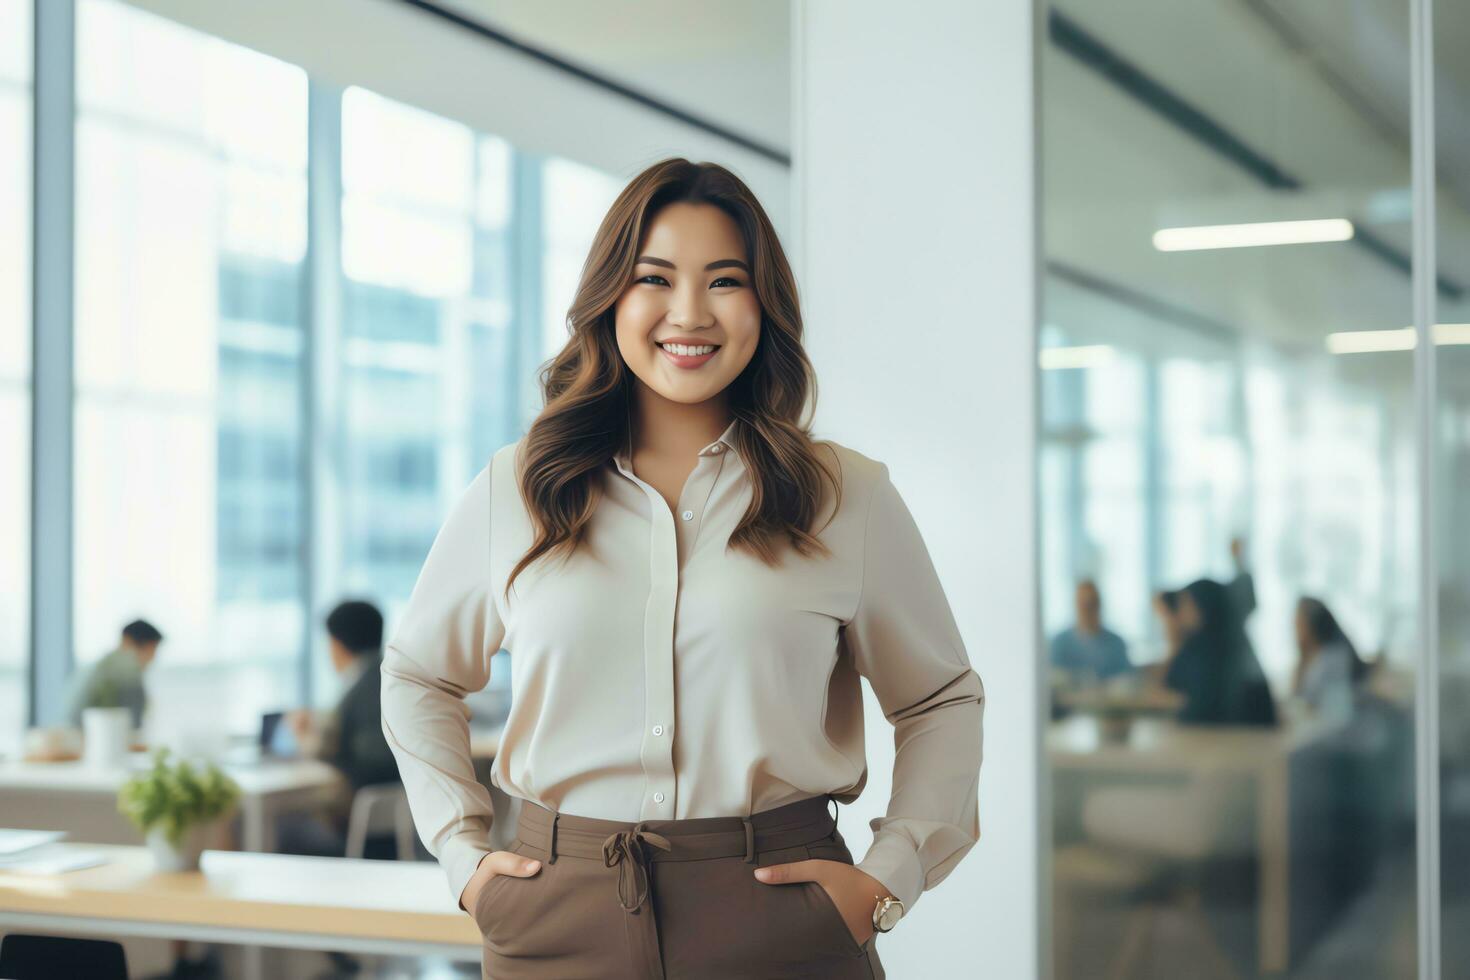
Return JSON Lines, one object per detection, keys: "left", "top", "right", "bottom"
{"left": 1, "top": 1, "right": 1468, "bottom": 978}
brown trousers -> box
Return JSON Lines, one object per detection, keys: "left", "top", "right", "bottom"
{"left": 470, "top": 793, "right": 887, "bottom": 979}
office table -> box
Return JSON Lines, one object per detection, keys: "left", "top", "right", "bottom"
{"left": 0, "top": 757, "right": 344, "bottom": 853}
{"left": 1048, "top": 713, "right": 1344, "bottom": 975}
{"left": 0, "top": 844, "right": 481, "bottom": 968}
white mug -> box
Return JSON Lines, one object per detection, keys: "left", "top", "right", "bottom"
{"left": 81, "top": 707, "right": 132, "bottom": 768}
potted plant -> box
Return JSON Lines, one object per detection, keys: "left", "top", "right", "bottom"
{"left": 118, "top": 748, "right": 241, "bottom": 871}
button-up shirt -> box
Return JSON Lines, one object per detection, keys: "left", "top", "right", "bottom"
{"left": 380, "top": 418, "right": 985, "bottom": 914}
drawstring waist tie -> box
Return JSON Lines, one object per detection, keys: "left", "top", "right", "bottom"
{"left": 511, "top": 794, "right": 840, "bottom": 915}
{"left": 601, "top": 825, "right": 673, "bottom": 912}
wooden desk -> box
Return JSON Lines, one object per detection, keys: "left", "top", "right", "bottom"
{"left": 0, "top": 843, "right": 481, "bottom": 962}
{"left": 0, "top": 728, "right": 507, "bottom": 977}
{"left": 1048, "top": 714, "right": 1344, "bottom": 975}
{"left": 0, "top": 758, "right": 343, "bottom": 853}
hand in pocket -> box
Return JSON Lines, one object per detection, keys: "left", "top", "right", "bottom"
{"left": 460, "top": 849, "right": 542, "bottom": 914}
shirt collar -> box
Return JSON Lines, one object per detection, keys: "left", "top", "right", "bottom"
{"left": 613, "top": 417, "right": 740, "bottom": 472}
{"left": 340, "top": 651, "right": 376, "bottom": 689}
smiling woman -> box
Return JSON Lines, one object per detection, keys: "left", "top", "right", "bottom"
{"left": 509, "top": 158, "right": 835, "bottom": 579}
{"left": 379, "top": 157, "right": 986, "bottom": 980}
{"left": 615, "top": 201, "right": 762, "bottom": 398}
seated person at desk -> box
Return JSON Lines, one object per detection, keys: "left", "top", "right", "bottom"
{"left": 66, "top": 619, "right": 163, "bottom": 729}
{"left": 1050, "top": 579, "right": 1132, "bottom": 684}
{"left": 1292, "top": 596, "right": 1367, "bottom": 722}
{"left": 1163, "top": 578, "right": 1277, "bottom": 727}
{"left": 276, "top": 600, "right": 402, "bottom": 857}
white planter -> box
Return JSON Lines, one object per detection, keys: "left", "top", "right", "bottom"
{"left": 81, "top": 706, "right": 132, "bottom": 768}
{"left": 145, "top": 822, "right": 213, "bottom": 872}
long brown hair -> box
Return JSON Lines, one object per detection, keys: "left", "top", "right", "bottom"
{"left": 504, "top": 158, "right": 840, "bottom": 601}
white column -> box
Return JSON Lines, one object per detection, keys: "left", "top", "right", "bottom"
{"left": 793, "top": 2, "right": 1041, "bottom": 977}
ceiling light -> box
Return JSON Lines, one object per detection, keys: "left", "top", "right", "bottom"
{"left": 1153, "top": 218, "right": 1355, "bottom": 251}
{"left": 1039, "top": 345, "right": 1116, "bottom": 370}
{"left": 1325, "top": 324, "right": 1470, "bottom": 354}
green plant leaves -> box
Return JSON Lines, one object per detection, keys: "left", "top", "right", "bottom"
{"left": 117, "top": 747, "right": 242, "bottom": 848}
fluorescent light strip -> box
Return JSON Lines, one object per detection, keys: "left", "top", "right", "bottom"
{"left": 1039, "top": 344, "right": 1116, "bottom": 370}
{"left": 1326, "top": 324, "right": 1470, "bottom": 354}
{"left": 1153, "top": 218, "right": 1355, "bottom": 251}
{"left": 1438, "top": 323, "right": 1470, "bottom": 345}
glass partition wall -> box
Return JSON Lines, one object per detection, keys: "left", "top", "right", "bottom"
{"left": 1436, "top": 2, "right": 1470, "bottom": 973}
{"left": 1040, "top": 0, "right": 1459, "bottom": 975}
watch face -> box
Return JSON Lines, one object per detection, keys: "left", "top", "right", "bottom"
{"left": 877, "top": 898, "right": 904, "bottom": 931}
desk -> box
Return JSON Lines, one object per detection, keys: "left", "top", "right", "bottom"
{"left": 1049, "top": 714, "right": 1344, "bottom": 975}
{"left": 0, "top": 758, "right": 343, "bottom": 854}
{"left": 1, "top": 728, "right": 508, "bottom": 976}
{"left": 0, "top": 843, "right": 481, "bottom": 963}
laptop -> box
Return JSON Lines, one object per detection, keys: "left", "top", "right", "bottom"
{"left": 259, "top": 711, "right": 301, "bottom": 760}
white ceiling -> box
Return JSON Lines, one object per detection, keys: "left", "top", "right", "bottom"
{"left": 1045, "top": 0, "right": 1470, "bottom": 362}
{"left": 434, "top": 0, "right": 792, "bottom": 156}
{"left": 428, "top": 0, "right": 1468, "bottom": 364}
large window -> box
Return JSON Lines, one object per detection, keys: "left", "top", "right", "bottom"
{"left": 540, "top": 158, "right": 625, "bottom": 359}
{"left": 337, "top": 87, "right": 516, "bottom": 605}
{"left": 0, "top": 0, "right": 31, "bottom": 747}
{"left": 73, "top": 0, "right": 309, "bottom": 734}
{"left": 326, "top": 93, "right": 626, "bottom": 707}
{"left": 19, "top": 0, "right": 625, "bottom": 743}
{"left": 328, "top": 87, "right": 524, "bottom": 704}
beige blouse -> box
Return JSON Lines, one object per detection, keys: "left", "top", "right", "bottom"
{"left": 380, "top": 417, "right": 985, "bottom": 914}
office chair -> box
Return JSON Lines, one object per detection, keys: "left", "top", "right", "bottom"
{"left": 1056, "top": 775, "right": 1246, "bottom": 980}
{"left": 345, "top": 782, "right": 416, "bottom": 860}
{"left": 0, "top": 933, "right": 128, "bottom": 979}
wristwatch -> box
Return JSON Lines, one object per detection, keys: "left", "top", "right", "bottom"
{"left": 872, "top": 894, "right": 905, "bottom": 933}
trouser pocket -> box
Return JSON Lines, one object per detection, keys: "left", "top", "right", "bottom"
{"left": 802, "top": 837, "right": 872, "bottom": 958}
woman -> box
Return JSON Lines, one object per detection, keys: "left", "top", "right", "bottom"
{"left": 1293, "top": 596, "right": 1366, "bottom": 721}
{"left": 1152, "top": 588, "right": 1185, "bottom": 661}
{"left": 1164, "top": 578, "right": 1277, "bottom": 727}
{"left": 380, "top": 158, "right": 984, "bottom": 979}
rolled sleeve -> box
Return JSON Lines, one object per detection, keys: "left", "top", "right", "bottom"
{"left": 842, "top": 464, "right": 985, "bottom": 913}
{"left": 379, "top": 461, "right": 505, "bottom": 909}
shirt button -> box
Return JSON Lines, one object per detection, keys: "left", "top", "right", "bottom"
{"left": 653, "top": 792, "right": 665, "bottom": 803}
{"left": 652, "top": 724, "right": 664, "bottom": 736}
{"left": 680, "top": 510, "right": 693, "bottom": 521}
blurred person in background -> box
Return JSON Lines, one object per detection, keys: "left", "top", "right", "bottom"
{"left": 1050, "top": 579, "right": 1132, "bottom": 686}
{"left": 1293, "top": 596, "right": 1368, "bottom": 723}
{"left": 1226, "top": 535, "right": 1257, "bottom": 628}
{"left": 1165, "top": 578, "right": 1277, "bottom": 727}
{"left": 66, "top": 619, "right": 163, "bottom": 729}
{"left": 277, "top": 599, "right": 401, "bottom": 857}
{"left": 1141, "top": 588, "right": 1186, "bottom": 688}
{"left": 1153, "top": 588, "right": 1186, "bottom": 660}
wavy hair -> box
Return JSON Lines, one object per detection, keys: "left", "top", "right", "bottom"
{"left": 504, "top": 158, "right": 841, "bottom": 601}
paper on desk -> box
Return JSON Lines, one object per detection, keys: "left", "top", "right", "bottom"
{"left": 0, "top": 829, "right": 66, "bottom": 856}
{"left": 0, "top": 846, "right": 105, "bottom": 875}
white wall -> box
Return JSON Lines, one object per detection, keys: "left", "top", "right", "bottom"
{"left": 119, "top": 0, "right": 792, "bottom": 236}
{"left": 794, "top": 2, "right": 1041, "bottom": 977}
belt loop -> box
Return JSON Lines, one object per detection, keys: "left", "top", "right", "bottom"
{"left": 742, "top": 816, "right": 756, "bottom": 864}
{"left": 827, "top": 795, "right": 839, "bottom": 841}
{"left": 548, "top": 811, "right": 560, "bottom": 864}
